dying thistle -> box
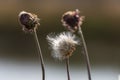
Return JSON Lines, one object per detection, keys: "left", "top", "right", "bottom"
{"left": 18, "top": 11, "right": 45, "bottom": 80}
{"left": 61, "top": 9, "right": 92, "bottom": 80}
{"left": 61, "top": 9, "right": 84, "bottom": 32}
{"left": 47, "top": 32, "right": 79, "bottom": 60}
{"left": 47, "top": 32, "right": 80, "bottom": 80}
{"left": 18, "top": 11, "right": 40, "bottom": 32}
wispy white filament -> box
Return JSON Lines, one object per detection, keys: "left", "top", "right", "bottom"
{"left": 47, "top": 32, "right": 80, "bottom": 60}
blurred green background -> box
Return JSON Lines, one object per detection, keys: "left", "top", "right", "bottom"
{"left": 0, "top": 0, "right": 120, "bottom": 80}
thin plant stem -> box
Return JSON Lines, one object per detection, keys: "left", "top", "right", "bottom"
{"left": 33, "top": 29, "right": 45, "bottom": 80}
{"left": 65, "top": 58, "right": 70, "bottom": 80}
{"left": 78, "top": 26, "right": 92, "bottom": 80}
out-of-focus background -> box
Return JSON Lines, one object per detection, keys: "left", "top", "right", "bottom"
{"left": 0, "top": 0, "right": 120, "bottom": 80}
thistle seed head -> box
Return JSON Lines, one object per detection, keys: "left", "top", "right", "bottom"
{"left": 47, "top": 32, "right": 80, "bottom": 60}
{"left": 61, "top": 9, "right": 84, "bottom": 32}
{"left": 18, "top": 11, "right": 40, "bottom": 32}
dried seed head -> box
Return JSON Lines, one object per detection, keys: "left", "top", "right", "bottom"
{"left": 47, "top": 32, "right": 80, "bottom": 60}
{"left": 61, "top": 9, "right": 84, "bottom": 32}
{"left": 18, "top": 11, "right": 40, "bottom": 32}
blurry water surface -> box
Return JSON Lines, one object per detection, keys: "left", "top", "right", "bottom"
{"left": 0, "top": 59, "right": 119, "bottom": 80}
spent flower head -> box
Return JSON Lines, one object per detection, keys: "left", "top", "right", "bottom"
{"left": 47, "top": 32, "right": 80, "bottom": 60}
{"left": 61, "top": 9, "right": 84, "bottom": 32}
{"left": 18, "top": 11, "right": 40, "bottom": 32}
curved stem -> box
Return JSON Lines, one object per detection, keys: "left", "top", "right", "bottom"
{"left": 66, "top": 58, "right": 70, "bottom": 80}
{"left": 33, "top": 29, "right": 45, "bottom": 80}
{"left": 78, "top": 26, "right": 92, "bottom": 80}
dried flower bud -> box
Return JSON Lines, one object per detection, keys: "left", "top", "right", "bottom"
{"left": 61, "top": 9, "right": 84, "bottom": 32}
{"left": 47, "top": 32, "right": 80, "bottom": 60}
{"left": 18, "top": 11, "right": 40, "bottom": 32}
